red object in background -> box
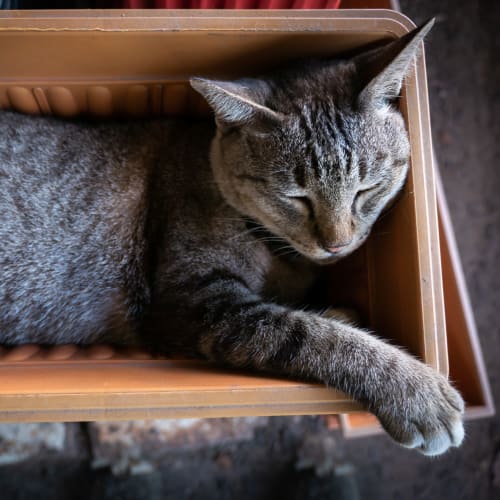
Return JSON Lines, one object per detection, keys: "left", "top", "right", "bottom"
{"left": 122, "top": 0, "right": 341, "bottom": 8}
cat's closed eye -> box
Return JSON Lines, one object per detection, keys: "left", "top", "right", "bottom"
{"left": 356, "top": 183, "right": 380, "bottom": 198}
{"left": 288, "top": 196, "right": 315, "bottom": 218}
{"left": 353, "top": 183, "right": 381, "bottom": 211}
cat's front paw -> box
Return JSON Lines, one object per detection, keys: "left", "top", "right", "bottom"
{"left": 375, "top": 363, "right": 465, "bottom": 456}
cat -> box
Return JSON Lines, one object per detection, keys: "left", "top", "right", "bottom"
{"left": 0, "top": 19, "right": 464, "bottom": 455}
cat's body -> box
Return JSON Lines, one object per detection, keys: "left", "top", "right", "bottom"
{"left": 0, "top": 114, "right": 162, "bottom": 344}
{"left": 0, "top": 20, "right": 465, "bottom": 455}
{"left": 0, "top": 113, "right": 315, "bottom": 346}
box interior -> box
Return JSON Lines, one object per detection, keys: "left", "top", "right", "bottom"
{"left": 0, "top": 11, "right": 445, "bottom": 419}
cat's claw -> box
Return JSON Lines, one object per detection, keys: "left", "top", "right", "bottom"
{"left": 376, "top": 366, "right": 465, "bottom": 456}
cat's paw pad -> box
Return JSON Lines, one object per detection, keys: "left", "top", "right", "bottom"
{"left": 379, "top": 371, "right": 465, "bottom": 456}
{"left": 399, "top": 409, "right": 464, "bottom": 456}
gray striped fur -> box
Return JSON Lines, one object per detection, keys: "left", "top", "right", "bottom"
{"left": 0, "top": 20, "right": 464, "bottom": 455}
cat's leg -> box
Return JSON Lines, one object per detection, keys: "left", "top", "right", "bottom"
{"left": 184, "top": 273, "right": 464, "bottom": 456}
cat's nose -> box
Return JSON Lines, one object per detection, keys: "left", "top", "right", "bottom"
{"left": 326, "top": 242, "right": 351, "bottom": 254}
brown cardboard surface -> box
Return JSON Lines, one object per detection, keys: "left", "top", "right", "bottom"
{"left": 0, "top": 10, "right": 445, "bottom": 421}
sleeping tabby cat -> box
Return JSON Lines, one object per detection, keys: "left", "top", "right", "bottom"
{"left": 0, "top": 19, "right": 464, "bottom": 455}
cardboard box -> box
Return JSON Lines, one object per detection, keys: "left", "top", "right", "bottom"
{"left": 0, "top": 9, "right": 445, "bottom": 422}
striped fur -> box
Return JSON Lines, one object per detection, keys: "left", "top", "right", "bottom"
{"left": 0, "top": 21, "right": 464, "bottom": 455}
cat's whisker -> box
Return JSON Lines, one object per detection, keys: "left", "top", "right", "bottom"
{"left": 213, "top": 215, "right": 255, "bottom": 223}
{"left": 228, "top": 226, "right": 268, "bottom": 242}
{"left": 273, "top": 245, "right": 301, "bottom": 258}
{"left": 252, "top": 236, "right": 287, "bottom": 242}
{"left": 240, "top": 236, "right": 288, "bottom": 248}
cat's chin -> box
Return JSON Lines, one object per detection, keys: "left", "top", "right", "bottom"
{"left": 300, "top": 237, "right": 369, "bottom": 265}
{"left": 309, "top": 253, "right": 348, "bottom": 266}
{"left": 286, "top": 244, "right": 348, "bottom": 265}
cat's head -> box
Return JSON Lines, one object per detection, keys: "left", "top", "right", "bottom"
{"left": 191, "top": 20, "right": 433, "bottom": 264}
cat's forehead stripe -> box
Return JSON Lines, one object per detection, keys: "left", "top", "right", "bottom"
{"left": 298, "top": 105, "right": 322, "bottom": 179}
{"left": 298, "top": 99, "right": 355, "bottom": 183}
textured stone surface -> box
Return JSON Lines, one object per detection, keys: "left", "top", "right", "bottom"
{"left": 0, "top": 422, "right": 84, "bottom": 468}
{"left": 0, "top": 424, "right": 66, "bottom": 466}
{"left": 88, "top": 418, "right": 270, "bottom": 475}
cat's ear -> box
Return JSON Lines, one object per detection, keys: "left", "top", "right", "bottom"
{"left": 190, "top": 78, "right": 282, "bottom": 128}
{"left": 355, "top": 18, "right": 434, "bottom": 108}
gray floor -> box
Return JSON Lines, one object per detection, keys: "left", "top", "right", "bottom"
{"left": 0, "top": 1, "right": 499, "bottom": 499}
